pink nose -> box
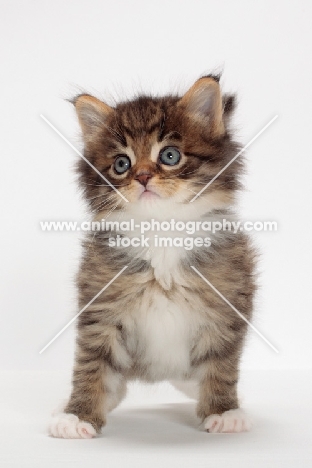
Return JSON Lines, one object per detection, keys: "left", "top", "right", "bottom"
{"left": 135, "top": 172, "right": 152, "bottom": 187}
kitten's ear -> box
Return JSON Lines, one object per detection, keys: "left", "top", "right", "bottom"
{"left": 73, "top": 94, "right": 113, "bottom": 140}
{"left": 179, "top": 76, "right": 224, "bottom": 136}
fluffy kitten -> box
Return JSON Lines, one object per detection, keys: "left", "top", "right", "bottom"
{"left": 50, "top": 76, "right": 256, "bottom": 438}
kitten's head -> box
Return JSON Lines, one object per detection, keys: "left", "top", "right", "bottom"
{"left": 74, "top": 76, "right": 241, "bottom": 219}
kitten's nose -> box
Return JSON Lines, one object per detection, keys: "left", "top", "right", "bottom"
{"left": 135, "top": 172, "right": 152, "bottom": 187}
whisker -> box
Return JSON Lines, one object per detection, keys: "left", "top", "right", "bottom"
{"left": 92, "top": 197, "right": 118, "bottom": 212}
{"left": 94, "top": 200, "right": 117, "bottom": 212}
{"left": 92, "top": 193, "right": 116, "bottom": 204}
{"left": 89, "top": 190, "right": 126, "bottom": 201}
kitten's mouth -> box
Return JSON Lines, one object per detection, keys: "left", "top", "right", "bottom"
{"left": 139, "top": 188, "right": 160, "bottom": 200}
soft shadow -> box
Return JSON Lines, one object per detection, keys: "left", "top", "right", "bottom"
{"left": 101, "top": 402, "right": 214, "bottom": 446}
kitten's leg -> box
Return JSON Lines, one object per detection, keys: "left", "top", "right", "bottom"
{"left": 49, "top": 330, "right": 129, "bottom": 439}
{"left": 197, "top": 354, "right": 252, "bottom": 433}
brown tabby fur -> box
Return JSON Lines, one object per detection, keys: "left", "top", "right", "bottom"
{"left": 62, "top": 76, "right": 256, "bottom": 433}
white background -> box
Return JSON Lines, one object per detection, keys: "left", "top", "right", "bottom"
{"left": 1, "top": 1, "right": 312, "bottom": 466}
{"left": 2, "top": 0, "right": 311, "bottom": 372}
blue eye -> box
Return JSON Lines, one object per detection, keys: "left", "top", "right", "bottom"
{"left": 114, "top": 155, "right": 131, "bottom": 174}
{"left": 159, "top": 147, "right": 181, "bottom": 166}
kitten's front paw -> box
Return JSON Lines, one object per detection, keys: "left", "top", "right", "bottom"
{"left": 49, "top": 413, "right": 97, "bottom": 439}
{"left": 204, "top": 408, "right": 252, "bottom": 433}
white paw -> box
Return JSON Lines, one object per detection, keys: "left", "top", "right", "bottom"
{"left": 204, "top": 409, "right": 252, "bottom": 433}
{"left": 49, "top": 413, "right": 97, "bottom": 439}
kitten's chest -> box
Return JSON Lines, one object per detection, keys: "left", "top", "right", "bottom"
{"left": 124, "top": 286, "right": 201, "bottom": 380}
{"left": 147, "top": 245, "right": 188, "bottom": 290}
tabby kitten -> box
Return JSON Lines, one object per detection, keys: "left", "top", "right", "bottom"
{"left": 50, "top": 76, "right": 256, "bottom": 438}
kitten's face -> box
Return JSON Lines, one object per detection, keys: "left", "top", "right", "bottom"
{"left": 75, "top": 77, "right": 241, "bottom": 217}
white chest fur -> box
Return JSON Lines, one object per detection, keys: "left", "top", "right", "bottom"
{"left": 125, "top": 285, "right": 199, "bottom": 381}
{"left": 147, "top": 244, "right": 188, "bottom": 290}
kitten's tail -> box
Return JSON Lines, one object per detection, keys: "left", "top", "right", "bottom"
{"left": 170, "top": 380, "right": 198, "bottom": 400}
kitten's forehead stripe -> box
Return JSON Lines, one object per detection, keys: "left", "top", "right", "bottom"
{"left": 148, "top": 120, "right": 163, "bottom": 136}
{"left": 161, "top": 131, "right": 182, "bottom": 142}
{"left": 122, "top": 126, "right": 136, "bottom": 140}
{"left": 121, "top": 120, "right": 163, "bottom": 141}
{"left": 115, "top": 96, "right": 178, "bottom": 142}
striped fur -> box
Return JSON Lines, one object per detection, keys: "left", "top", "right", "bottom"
{"left": 51, "top": 76, "right": 256, "bottom": 438}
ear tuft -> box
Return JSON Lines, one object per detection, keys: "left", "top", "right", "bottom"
{"left": 223, "top": 94, "right": 236, "bottom": 114}
{"left": 73, "top": 94, "right": 113, "bottom": 140}
{"left": 200, "top": 73, "right": 221, "bottom": 83}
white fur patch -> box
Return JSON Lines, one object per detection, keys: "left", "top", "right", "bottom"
{"left": 125, "top": 287, "right": 203, "bottom": 381}
{"left": 204, "top": 409, "right": 252, "bottom": 433}
{"left": 148, "top": 245, "right": 187, "bottom": 290}
{"left": 150, "top": 141, "right": 163, "bottom": 163}
{"left": 49, "top": 413, "right": 97, "bottom": 439}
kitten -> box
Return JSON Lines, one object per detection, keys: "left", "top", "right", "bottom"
{"left": 49, "top": 75, "right": 256, "bottom": 438}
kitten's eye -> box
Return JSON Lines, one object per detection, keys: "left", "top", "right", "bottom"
{"left": 159, "top": 147, "right": 181, "bottom": 166}
{"left": 114, "top": 155, "right": 131, "bottom": 174}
